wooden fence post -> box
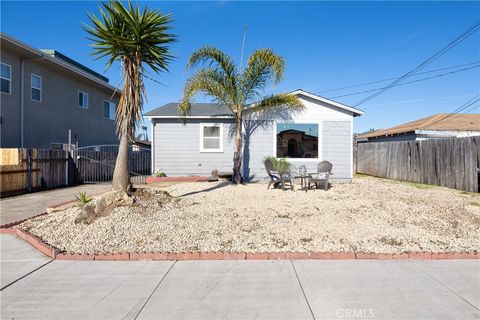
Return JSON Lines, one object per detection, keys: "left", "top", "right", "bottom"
{"left": 26, "top": 149, "right": 32, "bottom": 192}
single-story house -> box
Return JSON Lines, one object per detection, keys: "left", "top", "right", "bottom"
{"left": 144, "top": 90, "right": 364, "bottom": 182}
{"left": 358, "top": 113, "right": 480, "bottom": 142}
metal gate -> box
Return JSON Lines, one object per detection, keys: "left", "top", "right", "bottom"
{"left": 75, "top": 145, "right": 151, "bottom": 183}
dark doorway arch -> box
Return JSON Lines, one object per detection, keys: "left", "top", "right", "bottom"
{"left": 288, "top": 139, "right": 297, "bottom": 157}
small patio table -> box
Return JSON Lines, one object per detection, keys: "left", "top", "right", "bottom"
{"left": 294, "top": 174, "right": 311, "bottom": 192}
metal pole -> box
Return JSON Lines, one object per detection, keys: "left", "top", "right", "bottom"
{"left": 66, "top": 129, "right": 71, "bottom": 185}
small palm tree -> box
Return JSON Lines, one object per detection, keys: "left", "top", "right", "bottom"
{"left": 180, "top": 47, "right": 303, "bottom": 183}
{"left": 84, "top": 0, "right": 176, "bottom": 192}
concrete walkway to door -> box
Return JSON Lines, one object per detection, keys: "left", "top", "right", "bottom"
{"left": 0, "top": 183, "right": 111, "bottom": 225}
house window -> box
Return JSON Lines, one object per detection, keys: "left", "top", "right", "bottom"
{"left": 31, "top": 74, "right": 42, "bottom": 102}
{"left": 79, "top": 91, "right": 89, "bottom": 108}
{"left": 1, "top": 63, "right": 11, "bottom": 94}
{"left": 276, "top": 123, "right": 318, "bottom": 158}
{"left": 103, "top": 100, "right": 116, "bottom": 120}
{"left": 200, "top": 124, "right": 223, "bottom": 152}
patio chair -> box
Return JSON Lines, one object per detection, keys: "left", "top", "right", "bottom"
{"left": 264, "top": 159, "right": 294, "bottom": 191}
{"left": 309, "top": 161, "right": 333, "bottom": 191}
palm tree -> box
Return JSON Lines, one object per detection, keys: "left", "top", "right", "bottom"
{"left": 84, "top": 0, "right": 175, "bottom": 192}
{"left": 179, "top": 47, "right": 303, "bottom": 183}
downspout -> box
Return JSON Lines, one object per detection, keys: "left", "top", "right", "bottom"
{"left": 20, "top": 55, "right": 45, "bottom": 148}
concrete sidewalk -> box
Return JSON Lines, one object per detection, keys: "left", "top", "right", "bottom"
{"left": 0, "top": 183, "right": 111, "bottom": 225}
{"left": 1, "top": 235, "right": 479, "bottom": 320}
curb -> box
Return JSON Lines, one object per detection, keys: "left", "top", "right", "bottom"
{"left": 1, "top": 228, "right": 478, "bottom": 261}
{"left": 0, "top": 190, "right": 107, "bottom": 229}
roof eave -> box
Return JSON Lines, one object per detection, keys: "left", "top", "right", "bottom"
{"left": 290, "top": 89, "right": 365, "bottom": 116}
{"left": 1, "top": 33, "right": 118, "bottom": 92}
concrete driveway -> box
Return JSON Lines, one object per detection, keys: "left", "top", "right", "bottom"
{"left": 1, "top": 235, "right": 479, "bottom": 320}
{"left": 0, "top": 183, "right": 111, "bottom": 225}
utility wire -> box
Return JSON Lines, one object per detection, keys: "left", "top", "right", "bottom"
{"left": 317, "top": 61, "right": 480, "bottom": 94}
{"left": 353, "top": 19, "right": 480, "bottom": 107}
{"left": 141, "top": 72, "right": 167, "bottom": 87}
{"left": 329, "top": 64, "right": 480, "bottom": 99}
{"left": 422, "top": 94, "right": 480, "bottom": 129}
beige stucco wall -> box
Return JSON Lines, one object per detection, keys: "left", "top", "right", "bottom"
{"left": 0, "top": 43, "right": 119, "bottom": 148}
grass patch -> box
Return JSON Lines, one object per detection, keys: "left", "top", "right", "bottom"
{"left": 470, "top": 202, "right": 480, "bottom": 207}
{"left": 460, "top": 191, "right": 477, "bottom": 196}
{"left": 354, "top": 173, "right": 370, "bottom": 178}
{"left": 407, "top": 182, "right": 436, "bottom": 189}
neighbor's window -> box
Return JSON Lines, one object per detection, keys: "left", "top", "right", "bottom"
{"left": 31, "top": 74, "right": 42, "bottom": 102}
{"left": 200, "top": 124, "right": 223, "bottom": 152}
{"left": 103, "top": 100, "right": 116, "bottom": 120}
{"left": 276, "top": 123, "right": 319, "bottom": 158}
{"left": 1, "top": 63, "right": 11, "bottom": 94}
{"left": 79, "top": 91, "right": 89, "bottom": 108}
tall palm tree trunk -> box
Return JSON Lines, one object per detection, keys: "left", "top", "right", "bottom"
{"left": 112, "top": 56, "right": 141, "bottom": 193}
{"left": 232, "top": 118, "right": 243, "bottom": 183}
{"left": 112, "top": 132, "right": 130, "bottom": 192}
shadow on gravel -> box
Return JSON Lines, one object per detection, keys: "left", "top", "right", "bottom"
{"left": 177, "top": 181, "right": 232, "bottom": 197}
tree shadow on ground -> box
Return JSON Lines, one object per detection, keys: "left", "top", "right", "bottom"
{"left": 177, "top": 180, "right": 232, "bottom": 197}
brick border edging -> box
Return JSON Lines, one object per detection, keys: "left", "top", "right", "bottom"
{"left": 0, "top": 190, "right": 108, "bottom": 229}
{"left": 1, "top": 228, "right": 478, "bottom": 261}
{"left": 1, "top": 192, "right": 478, "bottom": 261}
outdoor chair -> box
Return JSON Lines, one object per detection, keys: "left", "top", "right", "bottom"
{"left": 264, "top": 159, "right": 294, "bottom": 191}
{"left": 309, "top": 161, "right": 333, "bottom": 191}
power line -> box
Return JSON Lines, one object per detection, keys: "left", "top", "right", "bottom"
{"left": 141, "top": 72, "right": 168, "bottom": 88}
{"left": 422, "top": 94, "right": 480, "bottom": 129}
{"left": 318, "top": 61, "right": 480, "bottom": 94}
{"left": 328, "top": 64, "right": 480, "bottom": 99}
{"left": 354, "top": 19, "right": 480, "bottom": 107}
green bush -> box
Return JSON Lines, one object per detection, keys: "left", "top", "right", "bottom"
{"left": 75, "top": 192, "right": 91, "bottom": 208}
{"left": 266, "top": 156, "right": 292, "bottom": 174}
{"left": 153, "top": 169, "right": 167, "bottom": 177}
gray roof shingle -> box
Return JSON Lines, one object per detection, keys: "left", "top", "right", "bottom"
{"left": 144, "top": 103, "right": 232, "bottom": 117}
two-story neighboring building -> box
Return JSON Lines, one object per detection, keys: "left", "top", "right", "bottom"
{"left": 0, "top": 33, "right": 120, "bottom": 149}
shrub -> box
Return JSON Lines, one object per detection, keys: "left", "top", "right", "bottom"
{"left": 266, "top": 156, "right": 292, "bottom": 174}
{"left": 75, "top": 192, "right": 91, "bottom": 208}
{"left": 153, "top": 169, "right": 167, "bottom": 177}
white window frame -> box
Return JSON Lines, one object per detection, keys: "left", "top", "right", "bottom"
{"left": 273, "top": 121, "right": 321, "bottom": 161}
{"left": 199, "top": 123, "right": 223, "bottom": 153}
{"left": 1, "top": 62, "right": 11, "bottom": 95}
{"left": 103, "top": 100, "right": 115, "bottom": 120}
{"left": 31, "top": 73, "right": 42, "bottom": 102}
{"left": 79, "top": 91, "right": 89, "bottom": 109}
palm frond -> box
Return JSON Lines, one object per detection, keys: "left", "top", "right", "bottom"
{"left": 242, "top": 49, "right": 285, "bottom": 101}
{"left": 84, "top": 0, "right": 176, "bottom": 139}
{"left": 186, "top": 46, "right": 238, "bottom": 94}
{"left": 84, "top": 0, "right": 176, "bottom": 72}
{"left": 246, "top": 93, "right": 304, "bottom": 114}
{"left": 179, "top": 68, "right": 233, "bottom": 121}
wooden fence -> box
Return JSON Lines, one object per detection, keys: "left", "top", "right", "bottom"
{"left": 356, "top": 137, "right": 480, "bottom": 192}
{"left": 0, "top": 148, "right": 76, "bottom": 196}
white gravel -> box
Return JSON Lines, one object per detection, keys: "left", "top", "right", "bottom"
{"left": 18, "top": 176, "right": 480, "bottom": 254}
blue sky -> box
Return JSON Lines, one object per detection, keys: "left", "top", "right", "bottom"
{"left": 2, "top": 1, "right": 479, "bottom": 134}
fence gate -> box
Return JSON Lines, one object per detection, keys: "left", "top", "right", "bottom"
{"left": 75, "top": 145, "right": 151, "bottom": 183}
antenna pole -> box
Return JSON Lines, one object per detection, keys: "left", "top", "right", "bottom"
{"left": 240, "top": 26, "right": 247, "bottom": 71}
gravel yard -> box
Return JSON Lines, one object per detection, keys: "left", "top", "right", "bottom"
{"left": 18, "top": 176, "right": 480, "bottom": 254}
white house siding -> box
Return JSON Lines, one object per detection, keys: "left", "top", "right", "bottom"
{"left": 153, "top": 118, "right": 235, "bottom": 176}
{"left": 321, "top": 121, "right": 352, "bottom": 181}
{"left": 242, "top": 120, "right": 275, "bottom": 180}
